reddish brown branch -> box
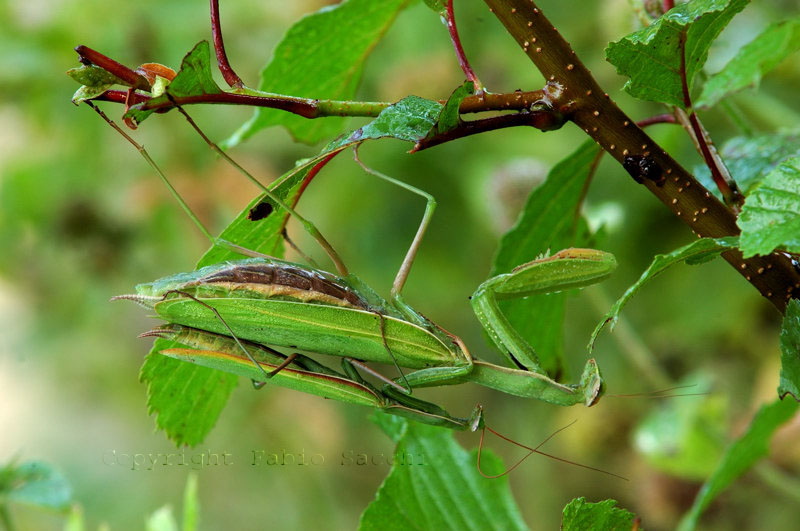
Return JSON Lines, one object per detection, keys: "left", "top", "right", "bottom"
{"left": 210, "top": 0, "right": 243, "bottom": 88}
{"left": 637, "top": 113, "right": 676, "bottom": 128}
{"left": 74, "top": 45, "right": 150, "bottom": 91}
{"left": 484, "top": 0, "right": 800, "bottom": 312}
{"left": 412, "top": 110, "right": 563, "bottom": 152}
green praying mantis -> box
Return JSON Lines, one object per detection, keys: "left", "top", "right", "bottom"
{"left": 98, "top": 97, "right": 617, "bottom": 432}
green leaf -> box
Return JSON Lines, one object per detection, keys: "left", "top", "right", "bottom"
{"left": 694, "top": 131, "right": 800, "bottom": 199}
{"left": 325, "top": 96, "right": 443, "bottom": 151}
{"left": 697, "top": 17, "right": 800, "bottom": 108}
{"left": 677, "top": 397, "right": 799, "bottom": 531}
{"left": 436, "top": 81, "right": 474, "bottom": 134}
{"left": 590, "top": 237, "right": 738, "bottom": 349}
{"left": 421, "top": 0, "right": 446, "bottom": 15}
{"left": 491, "top": 140, "right": 600, "bottom": 376}
{"left": 0, "top": 460, "right": 72, "bottom": 511}
{"left": 606, "top": 0, "right": 749, "bottom": 107}
{"left": 228, "top": 0, "right": 411, "bottom": 145}
{"left": 126, "top": 41, "right": 222, "bottom": 125}
{"left": 737, "top": 156, "right": 800, "bottom": 257}
{"left": 66, "top": 64, "right": 125, "bottom": 87}
{"left": 779, "top": 299, "right": 800, "bottom": 401}
{"left": 561, "top": 498, "right": 638, "bottom": 531}
{"left": 194, "top": 156, "right": 323, "bottom": 269}
{"left": 139, "top": 339, "right": 238, "bottom": 447}
{"left": 633, "top": 374, "right": 727, "bottom": 479}
{"left": 67, "top": 65, "right": 126, "bottom": 104}
{"left": 360, "top": 413, "right": 527, "bottom": 530}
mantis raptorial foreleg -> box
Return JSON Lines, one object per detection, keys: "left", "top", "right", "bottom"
{"left": 471, "top": 248, "right": 617, "bottom": 372}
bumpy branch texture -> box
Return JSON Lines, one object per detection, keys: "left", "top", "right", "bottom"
{"left": 484, "top": 0, "right": 800, "bottom": 312}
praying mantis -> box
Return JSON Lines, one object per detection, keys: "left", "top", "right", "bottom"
{"left": 72, "top": 48, "right": 619, "bottom": 431}
{"left": 101, "top": 102, "right": 616, "bottom": 426}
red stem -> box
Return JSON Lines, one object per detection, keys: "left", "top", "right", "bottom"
{"left": 663, "top": 0, "right": 675, "bottom": 12}
{"left": 411, "top": 110, "right": 563, "bottom": 152}
{"left": 210, "top": 0, "right": 243, "bottom": 88}
{"left": 636, "top": 113, "right": 676, "bottom": 128}
{"left": 275, "top": 150, "right": 342, "bottom": 255}
{"left": 678, "top": 34, "right": 740, "bottom": 209}
{"left": 445, "top": 0, "right": 481, "bottom": 89}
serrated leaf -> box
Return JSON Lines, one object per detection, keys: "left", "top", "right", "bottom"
{"left": 737, "top": 156, "right": 800, "bottom": 257}
{"left": 126, "top": 41, "right": 222, "bottom": 125}
{"left": 360, "top": 412, "right": 526, "bottom": 531}
{"left": 561, "top": 498, "right": 638, "bottom": 531}
{"left": 779, "top": 299, "right": 800, "bottom": 401}
{"left": 694, "top": 131, "right": 800, "bottom": 199}
{"left": 0, "top": 461, "right": 72, "bottom": 511}
{"left": 698, "top": 17, "right": 800, "bottom": 108}
{"left": 139, "top": 339, "right": 238, "bottom": 447}
{"left": 606, "top": 0, "right": 749, "bottom": 107}
{"left": 677, "top": 397, "right": 799, "bottom": 531}
{"left": 491, "top": 140, "right": 600, "bottom": 376}
{"left": 590, "top": 237, "right": 738, "bottom": 349}
{"left": 436, "top": 81, "right": 474, "bottom": 134}
{"left": 325, "top": 96, "right": 443, "bottom": 151}
{"left": 228, "top": 0, "right": 410, "bottom": 146}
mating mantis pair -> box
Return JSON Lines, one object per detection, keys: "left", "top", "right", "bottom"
{"left": 72, "top": 47, "right": 619, "bottom": 433}
{"left": 99, "top": 99, "right": 615, "bottom": 432}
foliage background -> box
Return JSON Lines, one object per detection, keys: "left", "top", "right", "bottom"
{"left": 1, "top": 0, "right": 799, "bottom": 528}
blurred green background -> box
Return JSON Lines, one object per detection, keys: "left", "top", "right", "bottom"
{"left": 2, "top": 0, "right": 800, "bottom": 529}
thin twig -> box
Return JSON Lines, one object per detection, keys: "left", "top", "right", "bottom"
{"left": 92, "top": 87, "right": 547, "bottom": 117}
{"left": 445, "top": 0, "right": 482, "bottom": 90}
{"left": 678, "top": 33, "right": 742, "bottom": 210}
{"left": 210, "top": 0, "right": 243, "bottom": 88}
{"left": 637, "top": 113, "right": 677, "bottom": 128}
{"left": 412, "top": 109, "right": 563, "bottom": 152}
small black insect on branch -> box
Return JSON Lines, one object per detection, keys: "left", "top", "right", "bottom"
{"left": 623, "top": 155, "right": 665, "bottom": 186}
